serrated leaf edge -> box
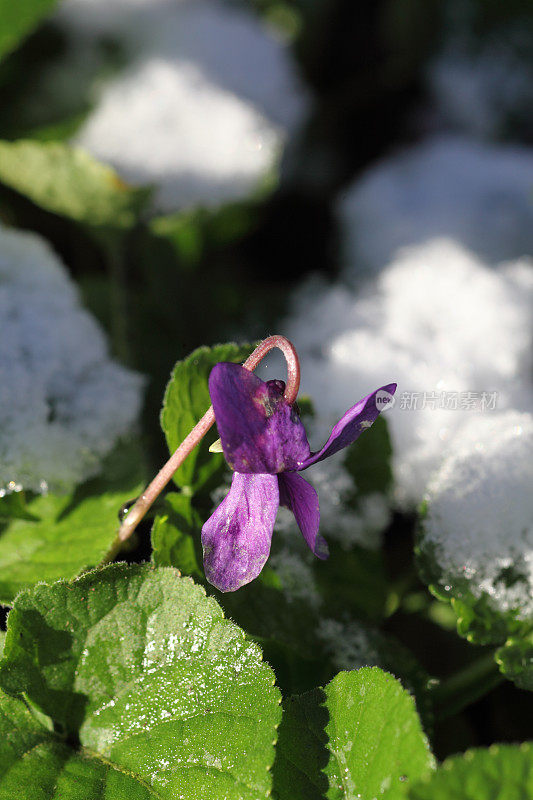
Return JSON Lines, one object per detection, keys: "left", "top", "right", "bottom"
{"left": 1, "top": 562, "right": 282, "bottom": 798}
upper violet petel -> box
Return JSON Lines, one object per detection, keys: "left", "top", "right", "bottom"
{"left": 202, "top": 362, "right": 396, "bottom": 592}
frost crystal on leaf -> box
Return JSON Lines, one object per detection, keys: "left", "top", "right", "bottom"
{"left": 285, "top": 239, "right": 533, "bottom": 507}
{"left": 0, "top": 225, "right": 144, "bottom": 493}
{"left": 58, "top": 0, "right": 307, "bottom": 211}
{"left": 338, "top": 136, "right": 533, "bottom": 272}
{"left": 423, "top": 412, "right": 533, "bottom": 618}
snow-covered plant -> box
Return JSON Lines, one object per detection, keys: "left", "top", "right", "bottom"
{"left": 0, "top": 224, "right": 143, "bottom": 494}
{"left": 56, "top": 0, "right": 308, "bottom": 210}
{"left": 418, "top": 410, "right": 533, "bottom": 689}
{"left": 0, "top": 334, "right": 531, "bottom": 797}
{"left": 420, "top": 410, "right": 533, "bottom": 621}
{"left": 284, "top": 238, "right": 533, "bottom": 507}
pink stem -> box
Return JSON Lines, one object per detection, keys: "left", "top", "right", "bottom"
{"left": 104, "top": 335, "right": 300, "bottom": 560}
{"left": 242, "top": 334, "right": 300, "bottom": 405}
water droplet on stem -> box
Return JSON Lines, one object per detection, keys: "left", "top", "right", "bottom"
{"left": 118, "top": 497, "right": 139, "bottom": 522}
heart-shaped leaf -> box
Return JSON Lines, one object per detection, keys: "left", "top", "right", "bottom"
{"left": 0, "top": 563, "right": 281, "bottom": 799}
{"left": 151, "top": 491, "right": 204, "bottom": 577}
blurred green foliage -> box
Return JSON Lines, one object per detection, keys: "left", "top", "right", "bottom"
{"left": 0, "top": 0, "right": 59, "bottom": 61}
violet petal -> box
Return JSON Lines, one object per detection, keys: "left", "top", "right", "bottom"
{"left": 278, "top": 472, "right": 329, "bottom": 559}
{"left": 298, "top": 383, "right": 397, "bottom": 469}
{"left": 209, "top": 362, "right": 310, "bottom": 473}
{"left": 201, "top": 472, "right": 279, "bottom": 592}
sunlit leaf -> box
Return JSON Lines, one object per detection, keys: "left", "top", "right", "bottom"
{"left": 0, "top": 440, "right": 144, "bottom": 605}
{"left": 409, "top": 743, "right": 533, "bottom": 800}
{"left": 273, "top": 667, "right": 434, "bottom": 799}
{"left": 0, "top": 564, "right": 281, "bottom": 799}
{"left": 0, "top": 140, "right": 150, "bottom": 228}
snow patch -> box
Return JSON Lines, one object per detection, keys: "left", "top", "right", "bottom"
{"left": 285, "top": 239, "right": 533, "bottom": 507}
{"left": 424, "top": 411, "right": 533, "bottom": 618}
{"left": 339, "top": 136, "right": 533, "bottom": 273}
{"left": 58, "top": 0, "right": 307, "bottom": 210}
{"left": 0, "top": 225, "right": 143, "bottom": 493}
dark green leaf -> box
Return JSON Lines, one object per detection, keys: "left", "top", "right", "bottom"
{"left": 496, "top": 632, "right": 533, "bottom": 691}
{"left": 0, "top": 0, "right": 59, "bottom": 61}
{"left": 314, "top": 543, "right": 387, "bottom": 623}
{"left": 151, "top": 491, "right": 204, "bottom": 578}
{"left": 0, "top": 491, "right": 39, "bottom": 522}
{"left": 343, "top": 415, "right": 393, "bottom": 497}
{"left": 0, "top": 690, "right": 154, "bottom": 799}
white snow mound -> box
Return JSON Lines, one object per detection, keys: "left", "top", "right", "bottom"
{"left": 285, "top": 238, "right": 533, "bottom": 507}
{"left": 58, "top": 0, "right": 307, "bottom": 210}
{"left": 424, "top": 411, "right": 533, "bottom": 618}
{"left": 339, "top": 136, "right": 533, "bottom": 273}
{"left": 0, "top": 225, "right": 144, "bottom": 494}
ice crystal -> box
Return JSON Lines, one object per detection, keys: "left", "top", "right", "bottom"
{"left": 317, "top": 619, "right": 381, "bottom": 671}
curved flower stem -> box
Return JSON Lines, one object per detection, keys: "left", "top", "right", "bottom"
{"left": 242, "top": 334, "right": 301, "bottom": 405}
{"left": 102, "top": 335, "right": 300, "bottom": 563}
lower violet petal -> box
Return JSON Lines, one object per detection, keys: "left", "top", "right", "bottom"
{"left": 201, "top": 472, "right": 279, "bottom": 592}
{"left": 298, "top": 383, "right": 397, "bottom": 469}
{"left": 279, "top": 472, "right": 329, "bottom": 560}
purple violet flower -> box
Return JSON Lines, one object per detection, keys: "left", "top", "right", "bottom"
{"left": 202, "top": 362, "right": 396, "bottom": 592}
